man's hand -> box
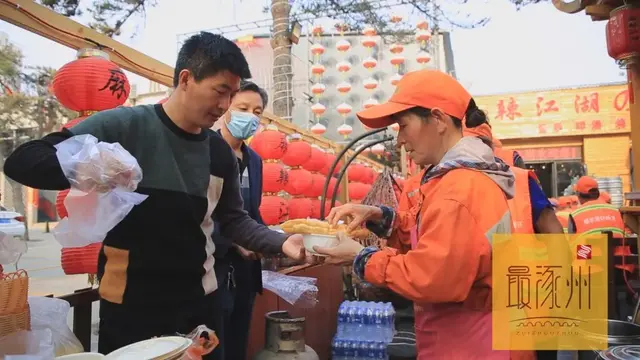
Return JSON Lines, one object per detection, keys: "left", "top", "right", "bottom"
{"left": 281, "top": 234, "right": 307, "bottom": 262}
{"left": 234, "top": 245, "right": 260, "bottom": 261}
{"left": 326, "top": 204, "right": 383, "bottom": 233}
{"left": 313, "top": 232, "right": 364, "bottom": 265}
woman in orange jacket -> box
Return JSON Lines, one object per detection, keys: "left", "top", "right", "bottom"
{"left": 315, "top": 70, "right": 529, "bottom": 359}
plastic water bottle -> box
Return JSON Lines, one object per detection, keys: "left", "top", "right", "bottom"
{"left": 382, "top": 303, "right": 395, "bottom": 342}
{"left": 347, "top": 303, "right": 357, "bottom": 336}
{"left": 332, "top": 336, "right": 345, "bottom": 360}
{"left": 338, "top": 301, "right": 348, "bottom": 335}
{"left": 363, "top": 303, "right": 374, "bottom": 340}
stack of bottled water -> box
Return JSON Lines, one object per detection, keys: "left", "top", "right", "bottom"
{"left": 331, "top": 301, "right": 395, "bottom": 360}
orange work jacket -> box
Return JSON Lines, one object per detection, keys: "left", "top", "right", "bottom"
{"left": 390, "top": 170, "right": 424, "bottom": 253}
{"left": 570, "top": 200, "right": 633, "bottom": 272}
{"left": 508, "top": 168, "right": 535, "bottom": 234}
{"left": 495, "top": 147, "right": 515, "bottom": 166}
{"left": 556, "top": 211, "right": 570, "bottom": 233}
{"left": 365, "top": 168, "right": 533, "bottom": 360}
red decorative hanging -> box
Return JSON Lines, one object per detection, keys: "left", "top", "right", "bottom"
{"left": 327, "top": 177, "right": 341, "bottom": 197}
{"left": 321, "top": 154, "right": 342, "bottom": 176}
{"left": 282, "top": 134, "right": 312, "bottom": 167}
{"left": 304, "top": 173, "right": 326, "bottom": 198}
{"left": 250, "top": 124, "right": 288, "bottom": 160}
{"left": 288, "top": 197, "right": 312, "bottom": 220}
{"left": 347, "top": 163, "right": 366, "bottom": 183}
{"left": 52, "top": 49, "right": 130, "bottom": 112}
{"left": 259, "top": 195, "right": 289, "bottom": 225}
{"left": 310, "top": 199, "right": 322, "bottom": 219}
{"left": 284, "top": 168, "right": 313, "bottom": 196}
{"left": 263, "top": 162, "right": 289, "bottom": 193}
{"left": 302, "top": 147, "right": 327, "bottom": 173}
{"left": 349, "top": 182, "right": 371, "bottom": 200}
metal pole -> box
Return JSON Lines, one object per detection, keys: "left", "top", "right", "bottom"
{"left": 319, "top": 128, "right": 387, "bottom": 219}
{"left": 320, "top": 136, "right": 394, "bottom": 219}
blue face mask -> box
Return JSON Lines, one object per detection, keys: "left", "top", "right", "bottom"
{"left": 226, "top": 111, "right": 259, "bottom": 140}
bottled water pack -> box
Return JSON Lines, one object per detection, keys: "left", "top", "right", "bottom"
{"left": 332, "top": 301, "right": 396, "bottom": 360}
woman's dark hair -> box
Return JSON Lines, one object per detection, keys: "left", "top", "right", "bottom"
{"left": 395, "top": 98, "right": 488, "bottom": 129}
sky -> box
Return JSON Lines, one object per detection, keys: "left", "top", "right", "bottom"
{"left": 0, "top": 0, "right": 625, "bottom": 96}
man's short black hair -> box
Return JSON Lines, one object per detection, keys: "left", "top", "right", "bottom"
{"left": 239, "top": 80, "right": 268, "bottom": 108}
{"left": 174, "top": 32, "right": 252, "bottom": 88}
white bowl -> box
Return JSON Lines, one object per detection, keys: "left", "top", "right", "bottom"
{"left": 56, "top": 354, "right": 105, "bottom": 359}
{"left": 303, "top": 234, "right": 338, "bottom": 256}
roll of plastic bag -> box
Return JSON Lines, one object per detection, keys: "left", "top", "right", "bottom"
{"left": 52, "top": 135, "right": 148, "bottom": 247}
{"left": 28, "top": 297, "right": 83, "bottom": 357}
{"left": 262, "top": 271, "right": 318, "bottom": 308}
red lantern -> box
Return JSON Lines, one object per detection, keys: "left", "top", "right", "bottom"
{"left": 259, "top": 196, "right": 289, "bottom": 225}
{"left": 347, "top": 164, "right": 366, "bottom": 183}
{"left": 263, "top": 162, "right": 289, "bottom": 193}
{"left": 52, "top": 49, "right": 130, "bottom": 112}
{"left": 327, "top": 177, "right": 341, "bottom": 197}
{"left": 288, "top": 197, "right": 312, "bottom": 220}
{"left": 282, "top": 135, "right": 312, "bottom": 167}
{"left": 349, "top": 182, "right": 371, "bottom": 201}
{"left": 606, "top": 6, "right": 640, "bottom": 65}
{"left": 250, "top": 124, "right": 287, "bottom": 160}
{"left": 310, "top": 199, "right": 322, "bottom": 219}
{"left": 304, "top": 173, "right": 326, "bottom": 198}
{"left": 321, "top": 154, "right": 341, "bottom": 176}
{"left": 302, "top": 147, "right": 327, "bottom": 173}
{"left": 284, "top": 168, "right": 313, "bottom": 196}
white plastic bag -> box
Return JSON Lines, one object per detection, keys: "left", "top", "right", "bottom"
{"left": 0, "top": 231, "right": 26, "bottom": 266}
{"left": 262, "top": 271, "right": 318, "bottom": 308}
{"left": 28, "top": 297, "right": 83, "bottom": 357}
{"left": 0, "top": 329, "right": 55, "bottom": 360}
{"left": 52, "top": 135, "right": 148, "bottom": 247}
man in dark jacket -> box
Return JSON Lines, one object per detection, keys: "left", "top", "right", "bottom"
{"left": 210, "top": 80, "right": 269, "bottom": 360}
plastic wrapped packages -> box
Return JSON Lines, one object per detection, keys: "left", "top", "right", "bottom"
{"left": 0, "top": 232, "right": 27, "bottom": 268}
{"left": 0, "top": 329, "right": 55, "bottom": 360}
{"left": 52, "top": 135, "right": 148, "bottom": 247}
{"left": 28, "top": 297, "right": 83, "bottom": 357}
{"left": 262, "top": 271, "right": 318, "bottom": 308}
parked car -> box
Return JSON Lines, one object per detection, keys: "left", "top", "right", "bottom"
{"left": 0, "top": 208, "right": 26, "bottom": 240}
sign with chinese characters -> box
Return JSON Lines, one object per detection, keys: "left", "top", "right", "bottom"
{"left": 475, "top": 84, "right": 630, "bottom": 139}
{"left": 492, "top": 234, "right": 608, "bottom": 351}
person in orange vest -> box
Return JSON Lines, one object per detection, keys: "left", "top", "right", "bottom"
{"left": 568, "top": 176, "right": 633, "bottom": 274}
{"left": 314, "top": 69, "right": 535, "bottom": 359}
{"left": 464, "top": 124, "right": 564, "bottom": 235}
{"left": 599, "top": 190, "right": 611, "bottom": 204}
{"left": 493, "top": 138, "right": 525, "bottom": 168}
{"left": 555, "top": 197, "right": 572, "bottom": 233}
{"left": 465, "top": 125, "right": 564, "bottom": 360}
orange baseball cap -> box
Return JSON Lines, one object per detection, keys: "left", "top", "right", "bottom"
{"left": 575, "top": 176, "right": 598, "bottom": 194}
{"left": 463, "top": 123, "right": 493, "bottom": 141}
{"left": 356, "top": 69, "right": 472, "bottom": 129}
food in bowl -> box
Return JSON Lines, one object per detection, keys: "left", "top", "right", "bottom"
{"left": 280, "top": 219, "right": 370, "bottom": 239}
{"left": 302, "top": 234, "right": 339, "bottom": 256}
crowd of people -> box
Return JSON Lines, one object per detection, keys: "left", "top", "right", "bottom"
{"left": 2, "top": 30, "right": 631, "bottom": 360}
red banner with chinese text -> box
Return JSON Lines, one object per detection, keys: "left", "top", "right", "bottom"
{"left": 474, "top": 84, "right": 630, "bottom": 140}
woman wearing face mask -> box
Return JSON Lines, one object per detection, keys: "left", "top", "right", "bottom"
{"left": 210, "top": 80, "right": 266, "bottom": 360}
{"left": 315, "top": 70, "right": 535, "bottom": 359}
